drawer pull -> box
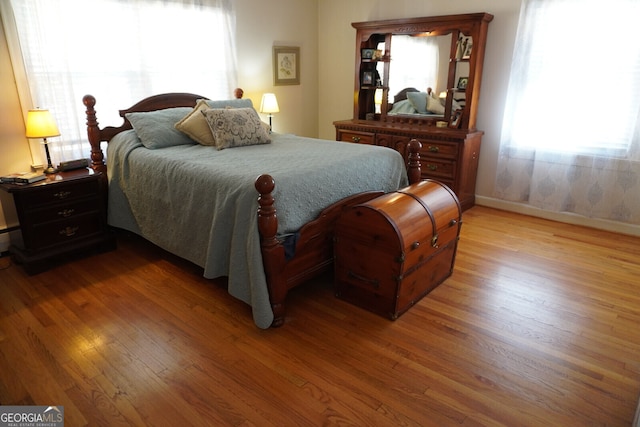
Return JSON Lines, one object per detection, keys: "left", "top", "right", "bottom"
{"left": 351, "top": 136, "right": 361, "bottom": 143}
{"left": 59, "top": 226, "right": 79, "bottom": 237}
{"left": 411, "top": 241, "right": 420, "bottom": 250}
{"left": 54, "top": 190, "right": 72, "bottom": 199}
{"left": 431, "top": 234, "right": 439, "bottom": 248}
{"left": 58, "top": 209, "right": 75, "bottom": 218}
{"left": 348, "top": 270, "right": 379, "bottom": 289}
{"left": 428, "top": 145, "right": 440, "bottom": 153}
{"left": 426, "top": 164, "right": 438, "bottom": 171}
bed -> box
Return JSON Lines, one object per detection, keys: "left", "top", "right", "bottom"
{"left": 83, "top": 91, "right": 422, "bottom": 328}
{"left": 387, "top": 87, "right": 461, "bottom": 117}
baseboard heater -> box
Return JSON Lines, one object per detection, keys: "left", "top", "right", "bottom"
{"left": 0, "top": 226, "right": 20, "bottom": 234}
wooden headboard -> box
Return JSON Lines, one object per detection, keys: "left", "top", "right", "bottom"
{"left": 393, "top": 87, "right": 419, "bottom": 104}
{"left": 392, "top": 87, "right": 437, "bottom": 105}
{"left": 82, "top": 89, "right": 244, "bottom": 174}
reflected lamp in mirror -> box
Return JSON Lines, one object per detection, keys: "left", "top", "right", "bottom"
{"left": 374, "top": 88, "right": 384, "bottom": 113}
{"left": 259, "top": 93, "right": 280, "bottom": 133}
{"left": 25, "top": 109, "right": 60, "bottom": 174}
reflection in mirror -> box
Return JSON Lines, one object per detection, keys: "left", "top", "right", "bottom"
{"left": 387, "top": 34, "right": 452, "bottom": 118}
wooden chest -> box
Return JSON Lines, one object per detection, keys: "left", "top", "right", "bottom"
{"left": 334, "top": 179, "right": 461, "bottom": 319}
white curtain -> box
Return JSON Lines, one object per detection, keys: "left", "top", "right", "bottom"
{"left": 1, "top": 0, "right": 236, "bottom": 165}
{"left": 494, "top": 0, "right": 640, "bottom": 224}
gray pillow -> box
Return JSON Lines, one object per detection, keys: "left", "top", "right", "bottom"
{"left": 126, "top": 107, "right": 196, "bottom": 149}
{"left": 200, "top": 98, "right": 254, "bottom": 109}
{"left": 406, "top": 91, "right": 428, "bottom": 114}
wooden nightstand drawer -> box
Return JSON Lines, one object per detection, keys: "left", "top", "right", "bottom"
{"left": 23, "top": 197, "right": 100, "bottom": 222}
{"left": 17, "top": 178, "right": 100, "bottom": 208}
{"left": 31, "top": 212, "right": 103, "bottom": 250}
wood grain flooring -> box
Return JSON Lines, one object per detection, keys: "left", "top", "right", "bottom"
{"left": 0, "top": 206, "right": 639, "bottom": 426}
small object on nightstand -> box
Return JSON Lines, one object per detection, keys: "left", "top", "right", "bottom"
{"left": 58, "top": 158, "right": 89, "bottom": 171}
{"left": 1, "top": 172, "right": 46, "bottom": 184}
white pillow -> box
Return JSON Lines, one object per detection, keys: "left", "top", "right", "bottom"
{"left": 174, "top": 99, "right": 217, "bottom": 146}
{"left": 426, "top": 94, "right": 445, "bottom": 115}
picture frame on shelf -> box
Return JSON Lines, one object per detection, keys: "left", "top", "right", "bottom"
{"left": 457, "top": 77, "right": 468, "bottom": 90}
{"left": 273, "top": 46, "right": 300, "bottom": 86}
{"left": 361, "top": 48, "right": 375, "bottom": 59}
{"left": 362, "top": 71, "right": 374, "bottom": 86}
{"left": 462, "top": 39, "right": 473, "bottom": 59}
{"left": 448, "top": 109, "right": 463, "bottom": 129}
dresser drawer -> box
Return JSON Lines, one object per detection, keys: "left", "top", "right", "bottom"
{"left": 338, "top": 130, "right": 376, "bottom": 145}
{"left": 17, "top": 178, "right": 100, "bottom": 208}
{"left": 421, "top": 158, "right": 457, "bottom": 180}
{"left": 419, "top": 141, "right": 459, "bottom": 159}
{"left": 30, "top": 212, "right": 103, "bottom": 250}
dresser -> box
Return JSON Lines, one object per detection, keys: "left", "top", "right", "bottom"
{"left": 334, "top": 120, "right": 481, "bottom": 211}
{"left": 0, "top": 168, "right": 115, "bottom": 274}
{"left": 335, "top": 13, "right": 492, "bottom": 211}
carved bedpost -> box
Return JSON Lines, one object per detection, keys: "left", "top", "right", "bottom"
{"left": 255, "top": 174, "right": 287, "bottom": 327}
{"left": 255, "top": 174, "right": 279, "bottom": 248}
{"left": 83, "top": 94, "right": 106, "bottom": 175}
{"left": 407, "top": 139, "right": 422, "bottom": 184}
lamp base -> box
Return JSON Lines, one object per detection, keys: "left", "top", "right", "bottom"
{"left": 43, "top": 165, "right": 58, "bottom": 174}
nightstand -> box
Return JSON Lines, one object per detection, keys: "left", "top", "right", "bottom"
{"left": 0, "top": 168, "right": 116, "bottom": 274}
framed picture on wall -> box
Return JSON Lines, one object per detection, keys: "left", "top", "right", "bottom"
{"left": 273, "top": 46, "right": 300, "bottom": 86}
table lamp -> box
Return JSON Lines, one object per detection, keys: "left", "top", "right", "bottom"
{"left": 259, "top": 93, "right": 280, "bottom": 133}
{"left": 26, "top": 109, "right": 60, "bottom": 174}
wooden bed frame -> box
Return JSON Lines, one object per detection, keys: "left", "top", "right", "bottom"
{"left": 82, "top": 91, "right": 422, "bottom": 327}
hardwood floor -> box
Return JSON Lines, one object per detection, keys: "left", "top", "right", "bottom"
{"left": 0, "top": 206, "right": 639, "bottom": 426}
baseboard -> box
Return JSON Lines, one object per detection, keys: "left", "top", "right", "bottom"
{"left": 475, "top": 196, "right": 640, "bottom": 238}
{"left": 0, "top": 234, "right": 9, "bottom": 253}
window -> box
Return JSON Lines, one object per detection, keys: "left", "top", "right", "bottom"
{"left": 494, "top": 0, "right": 640, "bottom": 225}
{"left": 500, "top": 0, "right": 640, "bottom": 158}
{"left": 2, "top": 0, "right": 236, "bottom": 163}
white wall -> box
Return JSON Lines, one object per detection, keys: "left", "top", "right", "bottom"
{"left": 236, "top": 0, "right": 319, "bottom": 138}
{"left": 0, "top": 16, "right": 32, "bottom": 251}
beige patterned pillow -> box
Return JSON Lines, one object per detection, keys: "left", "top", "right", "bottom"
{"left": 201, "top": 107, "right": 271, "bottom": 150}
{"left": 174, "top": 99, "right": 217, "bottom": 146}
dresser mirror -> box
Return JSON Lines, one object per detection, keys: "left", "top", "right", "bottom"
{"left": 352, "top": 14, "right": 492, "bottom": 129}
{"left": 388, "top": 32, "right": 470, "bottom": 125}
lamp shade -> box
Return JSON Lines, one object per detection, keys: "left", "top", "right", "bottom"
{"left": 374, "top": 89, "right": 383, "bottom": 105}
{"left": 25, "top": 109, "right": 60, "bottom": 139}
{"left": 259, "top": 93, "right": 280, "bottom": 114}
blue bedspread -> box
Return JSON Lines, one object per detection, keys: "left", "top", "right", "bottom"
{"left": 107, "top": 131, "right": 408, "bottom": 328}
